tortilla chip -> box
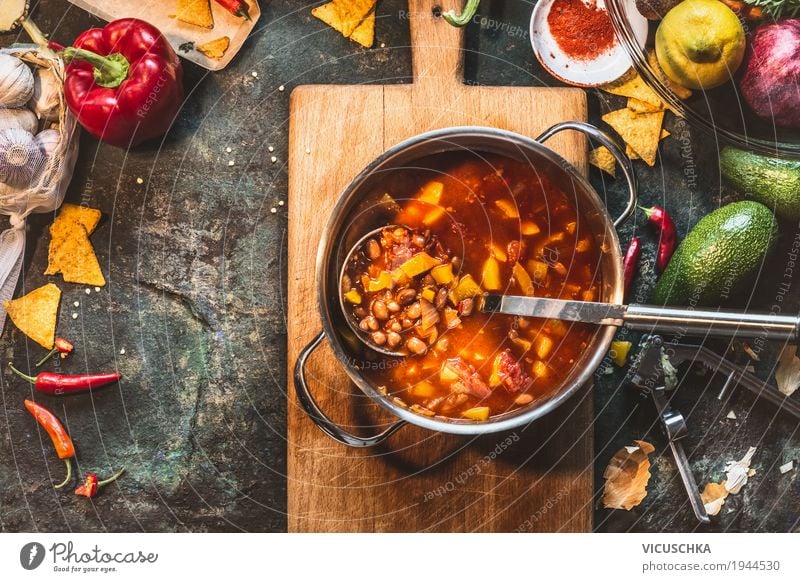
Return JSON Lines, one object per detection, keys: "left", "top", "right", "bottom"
{"left": 603, "top": 108, "right": 664, "bottom": 167}
{"left": 4, "top": 283, "right": 61, "bottom": 349}
{"left": 627, "top": 97, "right": 663, "bottom": 114}
{"left": 589, "top": 147, "right": 616, "bottom": 177}
{"left": 197, "top": 36, "right": 230, "bottom": 59}
{"left": 45, "top": 205, "right": 106, "bottom": 287}
{"left": 177, "top": 0, "right": 214, "bottom": 29}
{"left": 349, "top": 10, "right": 375, "bottom": 48}
{"left": 648, "top": 49, "right": 693, "bottom": 100}
{"left": 313, "top": 0, "right": 375, "bottom": 40}
{"left": 601, "top": 70, "right": 663, "bottom": 108}
{"left": 57, "top": 203, "right": 101, "bottom": 236}
{"left": 47, "top": 224, "right": 106, "bottom": 287}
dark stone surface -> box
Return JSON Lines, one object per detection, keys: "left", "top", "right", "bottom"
{"left": 1, "top": 0, "right": 797, "bottom": 532}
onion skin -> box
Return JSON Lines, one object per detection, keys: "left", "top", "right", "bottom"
{"left": 740, "top": 19, "right": 800, "bottom": 130}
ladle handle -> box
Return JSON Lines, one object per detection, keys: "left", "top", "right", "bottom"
{"left": 293, "top": 331, "right": 407, "bottom": 447}
{"left": 625, "top": 304, "right": 800, "bottom": 342}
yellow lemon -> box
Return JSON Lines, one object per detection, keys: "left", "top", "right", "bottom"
{"left": 655, "top": 0, "right": 745, "bottom": 90}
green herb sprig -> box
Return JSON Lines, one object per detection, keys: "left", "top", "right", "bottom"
{"left": 743, "top": 0, "right": 800, "bottom": 19}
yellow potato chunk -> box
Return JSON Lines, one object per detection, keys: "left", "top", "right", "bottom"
{"left": 462, "top": 407, "right": 490, "bottom": 421}
{"left": 481, "top": 256, "right": 502, "bottom": 291}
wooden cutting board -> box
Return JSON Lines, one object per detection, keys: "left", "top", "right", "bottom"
{"left": 287, "top": 0, "right": 593, "bottom": 532}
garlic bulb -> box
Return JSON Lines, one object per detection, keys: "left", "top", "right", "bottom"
{"left": 0, "top": 127, "right": 45, "bottom": 187}
{"left": 0, "top": 107, "right": 38, "bottom": 133}
{"left": 29, "top": 66, "right": 60, "bottom": 121}
{"left": 0, "top": 54, "right": 34, "bottom": 108}
{"left": 34, "top": 128, "right": 60, "bottom": 157}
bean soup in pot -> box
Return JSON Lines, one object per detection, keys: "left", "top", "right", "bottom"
{"left": 342, "top": 152, "right": 605, "bottom": 422}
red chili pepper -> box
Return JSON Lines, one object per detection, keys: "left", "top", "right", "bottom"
{"left": 24, "top": 400, "right": 75, "bottom": 489}
{"left": 214, "top": 0, "right": 251, "bottom": 20}
{"left": 641, "top": 205, "right": 677, "bottom": 272}
{"left": 61, "top": 18, "right": 184, "bottom": 148}
{"left": 623, "top": 236, "right": 641, "bottom": 299}
{"left": 74, "top": 468, "right": 125, "bottom": 498}
{"left": 35, "top": 337, "right": 75, "bottom": 367}
{"left": 9, "top": 364, "right": 121, "bottom": 396}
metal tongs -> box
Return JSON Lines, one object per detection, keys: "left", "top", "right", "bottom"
{"left": 628, "top": 336, "right": 800, "bottom": 524}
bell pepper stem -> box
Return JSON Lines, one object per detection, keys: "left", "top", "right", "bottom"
{"left": 442, "top": 0, "right": 481, "bottom": 27}
{"left": 54, "top": 458, "right": 72, "bottom": 489}
{"left": 8, "top": 363, "right": 37, "bottom": 384}
{"left": 98, "top": 467, "right": 125, "bottom": 487}
{"left": 61, "top": 47, "right": 130, "bottom": 89}
{"left": 35, "top": 349, "right": 58, "bottom": 368}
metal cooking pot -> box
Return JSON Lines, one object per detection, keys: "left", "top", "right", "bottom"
{"left": 294, "top": 122, "right": 637, "bottom": 446}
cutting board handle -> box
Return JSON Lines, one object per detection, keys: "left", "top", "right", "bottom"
{"left": 409, "top": 0, "right": 464, "bottom": 88}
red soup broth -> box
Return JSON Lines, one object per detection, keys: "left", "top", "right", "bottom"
{"left": 348, "top": 152, "right": 606, "bottom": 422}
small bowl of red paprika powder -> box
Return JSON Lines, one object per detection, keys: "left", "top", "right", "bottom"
{"left": 531, "top": 0, "right": 648, "bottom": 87}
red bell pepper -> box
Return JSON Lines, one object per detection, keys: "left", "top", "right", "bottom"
{"left": 61, "top": 18, "right": 184, "bottom": 148}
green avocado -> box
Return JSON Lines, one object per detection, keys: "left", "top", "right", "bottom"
{"left": 652, "top": 201, "right": 778, "bottom": 306}
{"left": 720, "top": 146, "right": 800, "bottom": 221}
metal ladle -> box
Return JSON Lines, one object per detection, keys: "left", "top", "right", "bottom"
{"left": 340, "top": 227, "right": 800, "bottom": 357}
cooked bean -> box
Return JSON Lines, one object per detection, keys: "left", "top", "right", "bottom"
{"left": 397, "top": 288, "right": 416, "bottom": 305}
{"left": 371, "top": 331, "right": 387, "bottom": 346}
{"left": 366, "top": 239, "right": 381, "bottom": 259}
{"left": 412, "top": 233, "right": 426, "bottom": 247}
{"left": 435, "top": 337, "right": 449, "bottom": 352}
{"left": 421, "top": 274, "right": 435, "bottom": 288}
{"left": 435, "top": 287, "right": 448, "bottom": 309}
{"left": 387, "top": 300, "right": 401, "bottom": 313}
{"left": 402, "top": 318, "right": 413, "bottom": 329}
{"left": 372, "top": 300, "right": 389, "bottom": 320}
{"left": 389, "top": 320, "right": 402, "bottom": 332}
{"left": 406, "top": 337, "right": 428, "bottom": 355}
{"left": 354, "top": 307, "right": 368, "bottom": 319}
{"left": 514, "top": 394, "right": 534, "bottom": 406}
{"left": 341, "top": 274, "right": 352, "bottom": 294}
{"left": 387, "top": 331, "right": 402, "bottom": 348}
{"left": 360, "top": 315, "right": 379, "bottom": 331}
{"left": 459, "top": 297, "right": 474, "bottom": 317}
{"left": 406, "top": 302, "right": 422, "bottom": 320}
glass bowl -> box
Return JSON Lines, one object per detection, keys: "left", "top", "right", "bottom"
{"left": 606, "top": 0, "right": 800, "bottom": 158}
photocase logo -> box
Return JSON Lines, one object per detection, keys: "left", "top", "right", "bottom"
{"left": 20, "top": 542, "right": 46, "bottom": 570}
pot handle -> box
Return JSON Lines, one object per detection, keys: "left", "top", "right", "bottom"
{"left": 293, "top": 331, "right": 408, "bottom": 447}
{"left": 536, "top": 121, "right": 638, "bottom": 228}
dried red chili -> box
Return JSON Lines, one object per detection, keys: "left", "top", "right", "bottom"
{"left": 623, "top": 236, "right": 641, "bottom": 299}
{"left": 9, "top": 364, "right": 121, "bottom": 396}
{"left": 36, "top": 337, "right": 74, "bottom": 367}
{"left": 641, "top": 205, "right": 677, "bottom": 272}
{"left": 547, "top": 0, "right": 616, "bottom": 61}
{"left": 24, "top": 400, "right": 75, "bottom": 489}
{"left": 74, "top": 468, "right": 125, "bottom": 498}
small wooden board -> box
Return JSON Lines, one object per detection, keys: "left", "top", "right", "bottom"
{"left": 287, "top": 0, "right": 593, "bottom": 532}
{"left": 66, "top": 0, "right": 260, "bottom": 71}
